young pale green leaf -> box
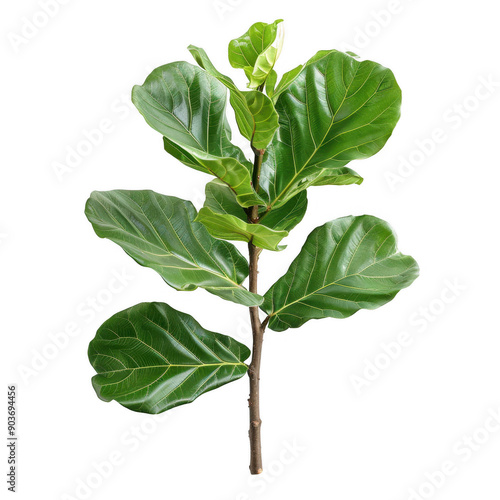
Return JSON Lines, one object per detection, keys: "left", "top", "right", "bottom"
{"left": 228, "top": 19, "right": 283, "bottom": 89}
{"left": 188, "top": 45, "right": 279, "bottom": 150}
{"left": 132, "top": 61, "right": 262, "bottom": 208}
{"left": 244, "top": 44, "right": 280, "bottom": 90}
{"left": 195, "top": 180, "right": 289, "bottom": 251}
{"left": 257, "top": 189, "right": 308, "bottom": 233}
{"left": 85, "top": 190, "right": 263, "bottom": 307}
{"left": 259, "top": 50, "right": 402, "bottom": 208}
{"left": 89, "top": 302, "right": 250, "bottom": 414}
{"left": 262, "top": 215, "right": 419, "bottom": 331}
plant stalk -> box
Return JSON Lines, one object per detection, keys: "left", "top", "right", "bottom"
{"left": 248, "top": 241, "right": 265, "bottom": 474}
{"left": 247, "top": 147, "right": 266, "bottom": 474}
{"left": 249, "top": 150, "right": 264, "bottom": 222}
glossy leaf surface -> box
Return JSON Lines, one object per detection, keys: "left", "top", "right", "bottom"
{"left": 262, "top": 215, "right": 419, "bottom": 331}
{"left": 85, "top": 190, "right": 262, "bottom": 306}
{"left": 260, "top": 50, "right": 402, "bottom": 208}
{"left": 188, "top": 45, "right": 278, "bottom": 150}
{"left": 89, "top": 302, "right": 250, "bottom": 414}
{"left": 132, "top": 61, "right": 261, "bottom": 207}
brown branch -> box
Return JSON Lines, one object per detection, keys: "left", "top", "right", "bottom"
{"left": 246, "top": 150, "right": 264, "bottom": 224}
{"left": 261, "top": 316, "right": 270, "bottom": 330}
{"left": 246, "top": 86, "right": 268, "bottom": 473}
{"left": 246, "top": 138, "right": 268, "bottom": 474}
{"left": 247, "top": 241, "right": 266, "bottom": 474}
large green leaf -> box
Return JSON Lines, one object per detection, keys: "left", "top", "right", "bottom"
{"left": 188, "top": 45, "right": 279, "bottom": 150}
{"left": 85, "top": 190, "right": 262, "bottom": 307}
{"left": 132, "top": 61, "right": 262, "bottom": 207}
{"left": 195, "top": 180, "right": 307, "bottom": 251}
{"left": 228, "top": 19, "right": 283, "bottom": 89}
{"left": 262, "top": 215, "right": 419, "bottom": 331}
{"left": 89, "top": 302, "right": 250, "bottom": 414}
{"left": 260, "top": 50, "right": 402, "bottom": 208}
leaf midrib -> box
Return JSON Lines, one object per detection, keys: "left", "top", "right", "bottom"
{"left": 95, "top": 362, "right": 247, "bottom": 375}
{"left": 269, "top": 253, "right": 409, "bottom": 317}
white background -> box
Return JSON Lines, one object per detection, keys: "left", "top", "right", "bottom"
{"left": 2, "top": 0, "right": 500, "bottom": 499}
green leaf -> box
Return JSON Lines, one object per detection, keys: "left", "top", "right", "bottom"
{"left": 85, "top": 190, "right": 263, "bottom": 307}
{"left": 228, "top": 19, "right": 283, "bottom": 69}
{"left": 188, "top": 45, "right": 279, "bottom": 150}
{"left": 272, "top": 50, "right": 350, "bottom": 103}
{"left": 257, "top": 189, "right": 308, "bottom": 233}
{"left": 228, "top": 19, "right": 284, "bottom": 89}
{"left": 196, "top": 180, "right": 308, "bottom": 250}
{"left": 260, "top": 50, "right": 402, "bottom": 208}
{"left": 89, "top": 302, "right": 250, "bottom": 414}
{"left": 132, "top": 61, "right": 262, "bottom": 208}
{"left": 262, "top": 215, "right": 419, "bottom": 331}
{"left": 272, "top": 64, "right": 303, "bottom": 102}
{"left": 258, "top": 148, "right": 364, "bottom": 206}
{"left": 265, "top": 69, "right": 278, "bottom": 97}
{"left": 309, "top": 167, "right": 363, "bottom": 187}
{"left": 244, "top": 44, "right": 280, "bottom": 90}
{"left": 195, "top": 180, "right": 292, "bottom": 251}
{"left": 196, "top": 209, "right": 286, "bottom": 251}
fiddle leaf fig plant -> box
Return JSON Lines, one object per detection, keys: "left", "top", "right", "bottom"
{"left": 85, "top": 19, "right": 419, "bottom": 475}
